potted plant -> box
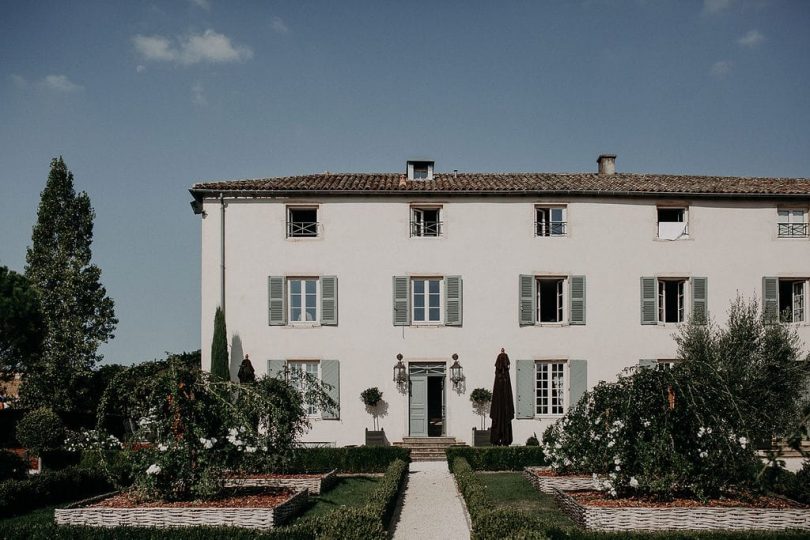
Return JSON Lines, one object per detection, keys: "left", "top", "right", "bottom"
{"left": 360, "top": 387, "right": 387, "bottom": 446}
{"left": 470, "top": 388, "right": 492, "bottom": 447}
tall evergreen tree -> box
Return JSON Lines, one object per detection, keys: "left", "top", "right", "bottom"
{"left": 22, "top": 157, "right": 117, "bottom": 413}
{"left": 210, "top": 307, "right": 229, "bottom": 380}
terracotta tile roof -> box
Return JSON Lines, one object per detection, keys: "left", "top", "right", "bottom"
{"left": 190, "top": 172, "right": 810, "bottom": 198}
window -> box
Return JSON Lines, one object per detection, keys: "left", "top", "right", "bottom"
{"left": 657, "top": 359, "right": 678, "bottom": 371}
{"left": 778, "top": 209, "right": 808, "bottom": 238}
{"left": 412, "top": 278, "right": 442, "bottom": 323}
{"left": 287, "top": 361, "right": 319, "bottom": 415}
{"left": 536, "top": 361, "right": 566, "bottom": 416}
{"left": 658, "top": 279, "right": 685, "bottom": 323}
{"left": 288, "top": 278, "right": 318, "bottom": 323}
{"left": 657, "top": 207, "right": 688, "bottom": 240}
{"left": 535, "top": 206, "right": 567, "bottom": 236}
{"left": 779, "top": 279, "right": 806, "bottom": 323}
{"left": 537, "top": 278, "right": 565, "bottom": 323}
{"left": 408, "top": 160, "right": 434, "bottom": 180}
{"left": 411, "top": 207, "right": 442, "bottom": 237}
{"left": 287, "top": 207, "right": 318, "bottom": 238}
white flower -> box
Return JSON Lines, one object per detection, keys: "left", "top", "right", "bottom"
{"left": 706, "top": 427, "right": 712, "bottom": 435}
{"left": 739, "top": 436, "right": 748, "bottom": 449}
{"left": 199, "top": 437, "right": 214, "bottom": 449}
{"left": 146, "top": 464, "right": 161, "bottom": 475}
{"left": 245, "top": 446, "right": 257, "bottom": 453}
{"left": 157, "top": 443, "right": 168, "bottom": 452}
{"left": 699, "top": 450, "right": 708, "bottom": 458}
{"left": 615, "top": 465, "right": 621, "bottom": 472}
{"left": 609, "top": 488, "right": 617, "bottom": 497}
{"left": 607, "top": 440, "right": 615, "bottom": 448}
{"left": 698, "top": 427, "right": 706, "bottom": 438}
{"left": 642, "top": 420, "right": 651, "bottom": 428}
{"left": 613, "top": 456, "right": 622, "bottom": 465}
{"left": 629, "top": 477, "right": 639, "bottom": 488}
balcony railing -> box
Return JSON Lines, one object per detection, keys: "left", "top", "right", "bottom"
{"left": 535, "top": 222, "right": 567, "bottom": 237}
{"left": 778, "top": 223, "right": 808, "bottom": 238}
{"left": 287, "top": 221, "right": 319, "bottom": 238}
{"left": 410, "top": 221, "right": 442, "bottom": 237}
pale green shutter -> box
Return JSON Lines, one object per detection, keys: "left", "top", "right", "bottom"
{"left": 515, "top": 360, "right": 535, "bottom": 418}
{"left": 320, "top": 360, "right": 340, "bottom": 420}
{"left": 640, "top": 277, "right": 657, "bottom": 325}
{"left": 519, "top": 275, "right": 536, "bottom": 326}
{"left": 268, "top": 276, "right": 286, "bottom": 326}
{"left": 445, "top": 276, "right": 462, "bottom": 326}
{"left": 569, "top": 276, "right": 586, "bottom": 325}
{"left": 267, "top": 360, "right": 286, "bottom": 379}
{"left": 568, "top": 360, "right": 588, "bottom": 410}
{"left": 763, "top": 277, "right": 779, "bottom": 322}
{"left": 320, "top": 276, "right": 338, "bottom": 326}
{"left": 638, "top": 359, "right": 658, "bottom": 370}
{"left": 691, "top": 277, "right": 708, "bottom": 324}
{"left": 393, "top": 276, "right": 410, "bottom": 326}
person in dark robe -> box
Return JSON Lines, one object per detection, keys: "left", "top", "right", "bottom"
{"left": 490, "top": 348, "right": 515, "bottom": 446}
{"left": 237, "top": 354, "right": 256, "bottom": 384}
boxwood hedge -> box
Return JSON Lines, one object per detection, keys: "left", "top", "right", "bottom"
{"left": 281, "top": 446, "right": 410, "bottom": 473}
{"left": 445, "top": 446, "right": 545, "bottom": 471}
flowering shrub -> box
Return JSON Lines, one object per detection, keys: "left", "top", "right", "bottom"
{"left": 543, "top": 298, "right": 809, "bottom": 501}
{"left": 64, "top": 429, "right": 122, "bottom": 453}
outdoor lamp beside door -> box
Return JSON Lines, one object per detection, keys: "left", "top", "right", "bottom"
{"left": 449, "top": 353, "right": 464, "bottom": 388}
{"left": 393, "top": 354, "right": 407, "bottom": 389}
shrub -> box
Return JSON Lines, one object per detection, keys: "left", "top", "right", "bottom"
{"left": 16, "top": 407, "right": 65, "bottom": 457}
{"left": 526, "top": 433, "right": 539, "bottom": 446}
{"left": 360, "top": 387, "right": 383, "bottom": 407}
{"left": 282, "top": 446, "right": 410, "bottom": 473}
{"left": 0, "top": 450, "right": 27, "bottom": 481}
{"left": 445, "top": 446, "right": 545, "bottom": 471}
{"left": 0, "top": 466, "right": 111, "bottom": 518}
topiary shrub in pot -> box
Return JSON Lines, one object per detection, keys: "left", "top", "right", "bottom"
{"left": 470, "top": 388, "right": 492, "bottom": 447}
{"left": 361, "top": 387, "right": 388, "bottom": 446}
{"left": 16, "top": 407, "right": 65, "bottom": 470}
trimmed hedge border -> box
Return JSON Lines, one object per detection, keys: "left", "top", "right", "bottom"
{"left": 282, "top": 447, "right": 410, "bottom": 473}
{"left": 446, "top": 446, "right": 545, "bottom": 471}
{"left": 224, "top": 469, "right": 337, "bottom": 495}
{"left": 0, "top": 466, "right": 111, "bottom": 518}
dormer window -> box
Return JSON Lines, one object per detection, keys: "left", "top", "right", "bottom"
{"left": 407, "top": 160, "right": 434, "bottom": 181}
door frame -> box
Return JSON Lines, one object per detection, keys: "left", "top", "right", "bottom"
{"left": 408, "top": 363, "right": 446, "bottom": 437}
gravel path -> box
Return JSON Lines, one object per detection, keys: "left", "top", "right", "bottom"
{"left": 391, "top": 461, "right": 471, "bottom": 540}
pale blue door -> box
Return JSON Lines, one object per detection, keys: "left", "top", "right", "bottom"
{"left": 409, "top": 374, "right": 428, "bottom": 437}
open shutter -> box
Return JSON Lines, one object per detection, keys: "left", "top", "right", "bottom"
{"left": 320, "top": 360, "right": 340, "bottom": 420}
{"left": 393, "top": 276, "right": 410, "bottom": 326}
{"left": 691, "top": 277, "right": 708, "bottom": 324}
{"left": 515, "top": 360, "right": 535, "bottom": 419}
{"left": 445, "top": 276, "right": 462, "bottom": 326}
{"left": 569, "top": 276, "right": 586, "bottom": 325}
{"left": 640, "top": 277, "right": 657, "bottom": 325}
{"left": 638, "top": 359, "right": 658, "bottom": 370}
{"left": 320, "top": 276, "right": 338, "bottom": 326}
{"left": 568, "top": 360, "right": 588, "bottom": 410}
{"left": 762, "top": 277, "right": 779, "bottom": 323}
{"left": 267, "top": 360, "right": 286, "bottom": 379}
{"left": 519, "top": 275, "right": 536, "bottom": 326}
{"left": 268, "top": 276, "right": 286, "bottom": 326}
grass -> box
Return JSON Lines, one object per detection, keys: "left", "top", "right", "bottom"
{"left": 295, "top": 475, "right": 380, "bottom": 519}
{"left": 476, "top": 471, "right": 576, "bottom": 529}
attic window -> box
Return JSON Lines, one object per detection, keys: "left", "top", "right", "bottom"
{"left": 407, "top": 160, "right": 434, "bottom": 181}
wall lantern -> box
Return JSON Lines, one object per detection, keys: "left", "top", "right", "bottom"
{"left": 449, "top": 353, "right": 464, "bottom": 388}
{"left": 393, "top": 354, "right": 407, "bottom": 389}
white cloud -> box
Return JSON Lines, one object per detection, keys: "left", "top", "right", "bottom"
{"left": 737, "top": 29, "right": 764, "bottom": 47}
{"left": 189, "top": 0, "right": 211, "bottom": 10}
{"left": 133, "top": 29, "right": 252, "bottom": 65}
{"left": 191, "top": 82, "right": 207, "bottom": 106}
{"left": 703, "top": 0, "right": 734, "bottom": 14}
{"left": 710, "top": 60, "right": 733, "bottom": 79}
{"left": 271, "top": 16, "right": 289, "bottom": 34}
{"left": 42, "top": 75, "right": 83, "bottom": 92}
{"left": 136, "top": 64, "right": 146, "bottom": 73}
{"left": 10, "top": 74, "right": 27, "bottom": 89}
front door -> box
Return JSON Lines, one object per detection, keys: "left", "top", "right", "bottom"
{"left": 409, "top": 363, "right": 446, "bottom": 437}
{"left": 409, "top": 374, "right": 428, "bottom": 437}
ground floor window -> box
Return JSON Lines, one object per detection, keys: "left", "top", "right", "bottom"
{"left": 657, "top": 359, "right": 678, "bottom": 371}
{"left": 288, "top": 361, "right": 320, "bottom": 415}
{"left": 536, "top": 361, "right": 565, "bottom": 416}
{"left": 658, "top": 279, "right": 685, "bottom": 323}
{"left": 779, "top": 279, "right": 806, "bottom": 323}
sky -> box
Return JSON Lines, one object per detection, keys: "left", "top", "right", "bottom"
{"left": 1, "top": 0, "right": 809, "bottom": 366}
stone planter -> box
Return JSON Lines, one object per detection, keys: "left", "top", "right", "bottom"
{"left": 365, "top": 428, "right": 389, "bottom": 447}
{"left": 553, "top": 488, "right": 810, "bottom": 532}
{"left": 55, "top": 489, "right": 308, "bottom": 530}
{"left": 224, "top": 468, "right": 337, "bottom": 495}
{"left": 524, "top": 467, "right": 594, "bottom": 493}
{"left": 472, "top": 428, "right": 491, "bottom": 447}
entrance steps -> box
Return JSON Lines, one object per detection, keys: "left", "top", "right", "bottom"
{"left": 393, "top": 436, "right": 467, "bottom": 462}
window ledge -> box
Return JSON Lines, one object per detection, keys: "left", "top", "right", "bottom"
{"left": 653, "top": 237, "right": 693, "bottom": 242}
{"left": 534, "top": 415, "right": 565, "bottom": 420}
{"left": 410, "top": 323, "right": 444, "bottom": 328}
{"left": 285, "top": 323, "right": 322, "bottom": 329}
{"left": 534, "top": 322, "right": 569, "bottom": 327}
{"left": 776, "top": 236, "right": 809, "bottom": 240}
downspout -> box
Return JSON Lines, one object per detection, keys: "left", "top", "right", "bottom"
{"left": 220, "top": 193, "right": 226, "bottom": 314}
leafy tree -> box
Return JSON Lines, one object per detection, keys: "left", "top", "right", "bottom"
{"left": 0, "top": 266, "right": 45, "bottom": 376}
{"left": 210, "top": 307, "right": 229, "bottom": 381}
{"left": 22, "top": 157, "right": 117, "bottom": 414}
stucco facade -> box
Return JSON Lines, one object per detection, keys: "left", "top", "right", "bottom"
{"left": 194, "top": 167, "right": 810, "bottom": 446}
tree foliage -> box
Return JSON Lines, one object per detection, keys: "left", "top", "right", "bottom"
{"left": 210, "top": 307, "right": 229, "bottom": 381}
{"left": 0, "top": 266, "right": 45, "bottom": 376}
{"left": 22, "top": 157, "right": 117, "bottom": 414}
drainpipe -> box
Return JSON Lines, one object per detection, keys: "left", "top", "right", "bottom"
{"left": 220, "top": 193, "right": 226, "bottom": 314}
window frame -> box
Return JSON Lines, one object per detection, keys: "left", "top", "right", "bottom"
{"left": 410, "top": 205, "right": 443, "bottom": 238}
{"left": 287, "top": 277, "right": 320, "bottom": 325}
{"left": 656, "top": 206, "right": 689, "bottom": 240}
{"left": 535, "top": 205, "right": 567, "bottom": 237}
{"left": 777, "top": 208, "right": 808, "bottom": 238}
{"left": 411, "top": 277, "right": 443, "bottom": 325}
{"left": 657, "top": 278, "right": 687, "bottom": 324}
{"left": 535, "top": 360, "right": 567, "bottom": 417}
{"left": 286, "top": 206, "right": 319, "bottom": 238}
{"left": 778, "top": 278, "right": 808, "bottom": 324}
{"left": 536, "top": 276, "right": 568, "bottom": 324}
{"left": 657, "top": 359, "right": 679, "bottom": 371}
{"left": 287, "top": 360, "right": 321, "bottom": 417}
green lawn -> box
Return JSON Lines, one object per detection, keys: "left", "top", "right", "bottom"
{"left": 476, "top": 471, "right": 576, "bottom": 530}
{"left": 295, "top": 475, "right": 380, "bottom": 519}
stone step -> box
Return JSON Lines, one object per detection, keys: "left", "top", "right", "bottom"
{"left": 401, "top": 437, "right": 457, "bottom": 443}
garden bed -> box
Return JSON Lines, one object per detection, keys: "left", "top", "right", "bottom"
{"left": 54, "top": 488, "right": 308, "bottom": 530}
{"left": 524, "top": 466, "right": 594, "bottom": 493}
{"left": 224, "top": 468, "right": 337, "bottom": 494}
{"left": 553, "top": 488, "right": 810, "bottom": 532}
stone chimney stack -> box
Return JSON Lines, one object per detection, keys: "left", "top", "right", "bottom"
{"left": 597, "top": 154, "right": 616, "bottom": 175}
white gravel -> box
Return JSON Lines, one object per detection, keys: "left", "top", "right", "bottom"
{"left": 391, "top": 461, "right": 471, "bottom": 540}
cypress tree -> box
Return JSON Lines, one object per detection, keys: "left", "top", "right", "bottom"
{"left": 23, "top": 157, "right": 117, "bottom": 414}
{"left": 210, "top": 307, "right": 229, "bottom": 380}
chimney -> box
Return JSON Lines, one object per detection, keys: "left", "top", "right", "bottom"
{"left": 597, "top": 154, "right": 616, "bottom": 175}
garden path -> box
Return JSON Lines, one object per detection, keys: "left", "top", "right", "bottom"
{"left": 391, "top": 460, "right": 470, "bottom": 540}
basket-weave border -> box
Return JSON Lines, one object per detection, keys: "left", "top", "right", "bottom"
{"left": 523, "top": 467, "right": 594, "bottom": 493}
{"left": 224, "top": 468, "right": 337, "bottom": 494}
{"left": 553, "top": 488, "right": 810, "bottom": 532}
{"left": 54, "top": 488, "right": 308, "bottom": 530}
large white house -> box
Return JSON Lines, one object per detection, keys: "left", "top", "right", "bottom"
{"left": 190, "top": 156, "right": 810, "bottom": 447}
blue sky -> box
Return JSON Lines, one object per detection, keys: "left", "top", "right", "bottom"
{"left": 1, "top": 0, "right": 809, "bottom": 365}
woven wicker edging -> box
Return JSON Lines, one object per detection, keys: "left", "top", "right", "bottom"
{"left": 54, "top": 488, "right": 308, "bottom": 530}
{"left": 224, "top": 468, "right": 337, "bottom": 495}
{"left": 553, "top": 488, "right": 810, "bottom": 532}
{"left": 523, "top": 467, "right": 594, "bottom": 494}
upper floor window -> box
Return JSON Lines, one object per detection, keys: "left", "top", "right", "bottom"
{"left": 536, "top": 361, "right": 566, "bottom": 416}
{"left": 657, "top": 207, "right": 688, "bottom": 240}
{"left": 392, "top": 275, "right": 462, "bottom": 326}
{"left": 287, "top": 207, "right": 318, "bottom": 238}
{"left": 407, "top": 160, "right": 434, "bottom": 180}
{"left": 519, "top": 275, "right": 586, "bottom": 326}
{"left": 411, "top": 207, "right": 442, "bottom": 237}
{"left": 640, "top": 276, "right": 707, "bottom": 325}
{"left": 779, "top": 279, "right": 806, "bottom": 323}
{"left": 289, "top": 278, "right": 319, "bottom": 323}
{"left": 537, "top": 277, "right": 565, "bottom": 323}
{"left": 658, "top": 279, "right": 686, "bottom": 323}
{"left": 268, "top": 275, "right": 338, "bottom": 326}
{"left": 778, "top": 209, "right": 808, "bottom": 238}
{"left": 535, "top": 206, "right": 567, "bottom": 237}
{"left": 412, "top": 278, "right": 442, "bottom": 323}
